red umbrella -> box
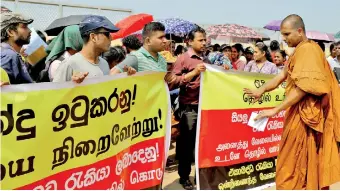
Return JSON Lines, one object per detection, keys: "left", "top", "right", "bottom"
{"left": 111, "top": 13, "right": 153, "bottom": 39}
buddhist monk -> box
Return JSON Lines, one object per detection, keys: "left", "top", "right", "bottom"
{"left": 243, "top": 14, "right": 340, "bottom": 190}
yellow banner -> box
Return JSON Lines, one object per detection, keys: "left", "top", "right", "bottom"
{"left": 0, "top": 72, "right": 170, "bottom": 189}
{"left": 197, "top": 65, "right": 286, "bottom": 190}
{"left": 201, "top": 66, "right": 286, "bottom": 110}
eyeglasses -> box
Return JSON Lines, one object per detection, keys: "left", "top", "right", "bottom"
{"left": 95, "top": 31, "right": 111, "bottom": 38}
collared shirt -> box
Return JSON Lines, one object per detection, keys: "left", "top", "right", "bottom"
{"left": 327, "top": 56, "right": 340, "bottom": 70}
{"left": 115, "top": 47, "right": 167, "bottom": 72}
{"left": 0, "top": 42, "right": 33, "bottom": 84}
{"left": 244, "top": 60, "right": 278, "bottom": 75}
{"left": 169, "top": 48, "right": 211, "bottom": 105}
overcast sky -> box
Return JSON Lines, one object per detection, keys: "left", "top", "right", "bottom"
{"left": 58, "top": 0, "right": 339, "bottom": 33}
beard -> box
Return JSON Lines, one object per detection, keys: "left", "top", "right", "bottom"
{"left": 15, "top": 36, "right": 30, "bottom": 46}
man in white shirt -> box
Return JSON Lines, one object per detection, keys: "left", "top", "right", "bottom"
{"left": 53, "top": 15, "right": 119, "bottom": 82}
{"left": 327, "top": 41, "right": 340, "bottom": 70}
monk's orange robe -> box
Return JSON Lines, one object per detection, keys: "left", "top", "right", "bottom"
{"left": 276, "top": 40, "right": 340, "bottom": 190}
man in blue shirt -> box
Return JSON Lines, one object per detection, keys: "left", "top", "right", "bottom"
{"left": 0, "top": 12, "right": 34, "bottom": 84}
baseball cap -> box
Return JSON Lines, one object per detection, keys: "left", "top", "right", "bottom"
{"left": 79, "top": 15, "right": 119, "bottom": 34}
{"left": 245, "top": 47, "right": 254, "bottom": 54}
{"left": 0, "top": 12, "right": 33, "bottom": 30}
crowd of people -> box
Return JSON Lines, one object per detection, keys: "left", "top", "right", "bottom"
{"left": 1, "top": 11, "right": 340, "bottom": 190}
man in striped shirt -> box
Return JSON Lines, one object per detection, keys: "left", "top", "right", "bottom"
{"left": 110, "top": 22, "right": 168, "bottom": 74}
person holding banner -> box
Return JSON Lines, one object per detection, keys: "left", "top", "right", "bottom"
{"left": 53, "top": 15, "right": 119, "bottom": 83}
{"left": 110, "top": 22, "right": 168, "bottom": 74}
{"left": 46, "top": 25, "right": 83, "bottom": 81}
{"left": 168, "top": 27, "right": 210, "bottom": 190}
{"left": 244, "top": 14, "right": 340, "bottom": 190}
{"left": 0, "top": 12, "right": 34, "bottom": 84}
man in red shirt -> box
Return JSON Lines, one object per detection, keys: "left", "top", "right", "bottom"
{"left": 168, "top": 27, "right": 209, "bottom": 190}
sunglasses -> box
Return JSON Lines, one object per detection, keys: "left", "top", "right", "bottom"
{"left": 95, "top": 31, "right": 111, "bottom": 38}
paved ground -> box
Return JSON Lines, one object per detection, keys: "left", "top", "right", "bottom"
{"left": 162, "top": 142, "right": 340, "bottom": 190}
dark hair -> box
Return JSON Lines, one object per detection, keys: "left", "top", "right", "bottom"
{"left": 0, "top": 23, "right": 18, "bottom": 41}
{"left": 255, "top": 39, "right": 264, "bottom": 44}
{"left": 81, "top": 28, "right": 103, "bottom": 43}
{"left": 276, "top": 50, "right": 287, "bottom": 60}
{"left": 255, "top": 42, "right": 272, "bottom": 62}
{"left": 142, "top": 22, "right": 165, "bottom": 41}
{"left": 174, "top": 45, "right": 184, "bottom": 56}
{"left": 103, "top": 46, "right": 126, "bottom": 67}
{"left": 122, "top": 35, "right": 142, "bottom": 51}
{"left": 231, "top": 44, "right": 243, "bottom": 53}
{"left": 270, "top": 40, "right": 280, "bottom": 51}
{"left": 36, "top": 30, "right": 46, "bottom": 43}
{"left": 317, "top": 41, "right": 325, "bottom": 52}
{"left": 205, "top": 49, "right": 211, "bottom": 57}
{"left": 330, "top": 43, "right": 335, "bottom": 52}
{"left": 188, "top": 26, "right": 206, "bottom": 41}
{"left": 213, "top": 44, "right": 220, "bottom": 52}
{"left": 234, "top": 43, "right": 244, "bottom": 53}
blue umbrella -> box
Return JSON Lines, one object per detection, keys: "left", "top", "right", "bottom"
{"left": 158, "top": 18, "right": 196, "bottom": 37}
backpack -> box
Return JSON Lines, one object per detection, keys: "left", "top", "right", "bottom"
{"left": 36, "top": 55, "right": 65, "bottom": 82}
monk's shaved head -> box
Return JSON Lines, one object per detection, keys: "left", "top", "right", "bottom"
{"left": 280, "top": 14, "right": 308, "bottom": 47}
{"left": 281, "top": 14, "right": 306, "bottom": 34}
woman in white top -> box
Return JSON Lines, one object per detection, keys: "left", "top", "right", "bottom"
{"left": 45, "top": 25, "right": 83, "bottom": 81}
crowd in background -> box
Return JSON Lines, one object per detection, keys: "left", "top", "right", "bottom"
{"left": 1, "top": 11, "right": 340, "bottom": 190}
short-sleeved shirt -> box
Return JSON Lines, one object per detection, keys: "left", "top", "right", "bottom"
{"left": 244, "top": 60, "right": 278, "bottom": 75}
{"left": 114, "top": 47, "right": 167, "bottom": 72}
{"left": 53, "top": 53, "right": 110, "bottom": 82}
{"left": 327, "top": 57, "right": 340, "bottom": 71}
{"left": 0, "top": 42, "right": 33, "bottom": 84}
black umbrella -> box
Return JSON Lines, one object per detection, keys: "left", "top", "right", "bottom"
{"left": 45, "top": 15, "right": 89, "bottom": 36}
